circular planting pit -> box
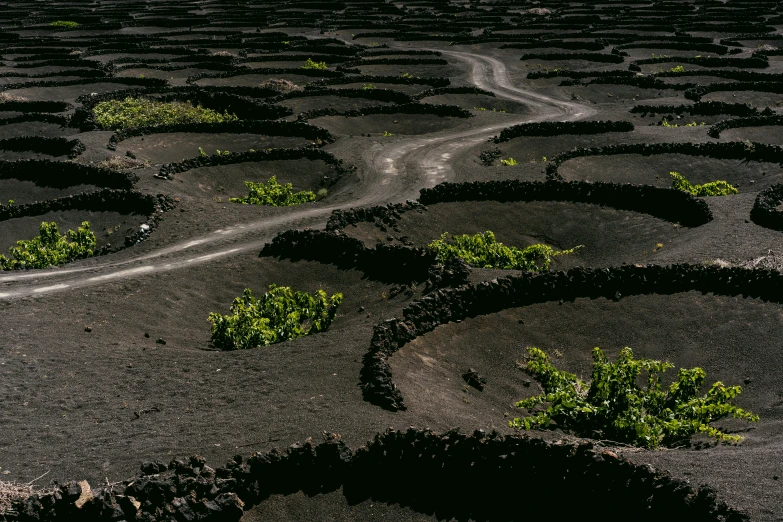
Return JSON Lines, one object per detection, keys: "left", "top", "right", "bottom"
{"left": 0, "top": 121, "right": 72, "bottom": 140}
{"left": 324, "top": 82, "right": 430, "bottom": 95}
{"left": 193, "top": 73, "right": 327, "bottom": 88}
{"left": 558, "top": 153, "right": 779, "bottom": 192}
{"left": 310, "top": 113, "right": 467, "bottom": 136}
{"left": 276, "top": 95, "right": 396, "bottom": 115}
{"left": 0, "top": 189, "right": 171, "bottom": 261}
{"left": 488, "top": 132, "right": 646, "bottom": 167}
{"left": 2, "top": 82, "right": 153, "bottom": 103}
{"left": 172, "top": 158, "right": 345, "bottom": 203}
{"left": 354, "top": 199, "right": 687, "bottom": 268}
{"left": 419, "top": 92, "right": 527, "bottom": 114}
{"left": 0, "top": 208, "right": 142, "bottom": 254}
{"left": 722, "top": 125, "right": 783, "bottom": 145}
{"left": 702, "top": 90, "right": 783, "bottom": 108}
{"left": 114, "top": 133, "right": 312, "bottom": 164}
{"left": 391, "top": 289, "right": 778, "bottom": 434}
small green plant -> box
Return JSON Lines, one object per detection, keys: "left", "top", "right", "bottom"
{"left": 669, "top": 65, "right": 686, "bottom": 73}
{"left": 302, "top": 58, "right": 328, "bottom": 70}
{"left": 511, "top": 346, "right": 758, "bottom": 448}
{"left": 93, "top": 97, "right": 236, "bottom": 130}
{"left": 383, "top": 130, "right": 395, "bottom": 137}
{"left": 0, "top": 221, "right": 96, "bottom": 270}
{"left": 670, "top": 172, "right": 737, "bottom": 196}
{"left": 500, "top": 157, "right": 518, "bottom": 166}
{"left": 208, "top": 285, "right": 343, "bottom": 350}
{"left": 7, "top": 200, "right": 13, "bottom": 206}
{"left": 428, "top": 231, "right": 582, "bottom": 271}
{"left": 362, "top": 83, "right": 376, "bottom": 90}
{"left": 198, "top": 146, "right": 207, "bottom": 157}
{"left": 316, "top": 188, "right": 328, "bottom": 200}
{"left": 50, "top": 20, "right": 79, "bottom": 28}
{"left": 474, "top": 107, "right": 487, "bottom": 111}
{"left": 215, "top": 149, "right": 231, "bottom": 156}
{"left": 661, "top": 118, "right": 677, "bottom": 127}
{"left": 230, "top": 176, "right": 316, "bottom": 206}
{"left": 400, "top": 72, "right": 414, "bottom": 79}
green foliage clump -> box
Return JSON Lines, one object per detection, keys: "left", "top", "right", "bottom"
{"left": 669, "top": 65, "right": 686, "bottom": 73}
{"left": 362, "top": 83, "right": 376, "bottom": 90}
{"left": 670, "top": 171, "right": 737, "bottom": 197}
{"left": 511, "top": 347, "right": 758, "bottom": 448}
{"left": 0, "top": 221, "right": 96, "bottom": 270}
{"left": 302, "top": 58, "right": 328, "bottom": 70}
{"left": 500, "top": 157, "right": 518, "bottom": 166}
{"left": 93, "top": 97, "right": 237, "bottom": 130}
{"left": 428, "top": 231, "right": 582, "bottom": 271}
{"left": 229, "top": 176, "right": 316, "bottom": 206}
{"left": 50, "top": 21, "right": 79, "bottom": 28}
{"left": 208, "top": 285, "right": 343, "bottom": 350}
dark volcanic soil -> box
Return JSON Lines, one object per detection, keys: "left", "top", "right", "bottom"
{"left": 2, "top": 2, "right": 783, "bottom": 521}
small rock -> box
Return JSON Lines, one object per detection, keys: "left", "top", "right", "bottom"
{"left": 156, "top": 338, "right": 166, "bottom": 345}
{"left": 85, "top": 326, "right": 92, "bottom": 332}
{"left": 462, "top": 368, "right": 487, "bottom": 391}
{"left": 744, "top": 377, "right": 752, "bottom": 385}
{"left": 144, "top": 332, "right": 150, "bottom": 338}
{"left": 358, "top": 306, "right": 365, "bottom": 313}
{"left": 74, "top": 480, "right": 93, "bottom": 509}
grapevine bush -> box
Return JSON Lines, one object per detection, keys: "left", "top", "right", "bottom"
{"left": 428, "top": 231, "right": 581, "bottom": 271}
{"left": 302, "top": 58, "right": 328, "bottom": 70}
{"left": 670, "top": 171, "right": 737, "bottom": 197}
{"left": 0, "top": 221, "right": 96, "bottom": 270}
{"left": 229, "top": 176, "right": 316, "bottom": 206}
{"left": 208, "top": 285, "right": 343, "bottom": 350}
{"left": 50, "top": 21, "right": 79, "bottom": 28}
{"left": 93, "top": 97, "right": 237, "bottom": 130}
{"left": 511, "top": 347, "right": 758, "bottom": 448}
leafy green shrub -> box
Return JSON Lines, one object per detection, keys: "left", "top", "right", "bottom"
{"left": 50, "top": 21, "right": 79, "bottom": 28}
{"left": 500, "top": 157, "right": 518, "bottom": 166}
{"left": 428, "top": 231, "right": 582, "bottom": 271}
{"left": 362, "top": 83, "right": 377, "bottom": 90}
{"left": 93, "top": 97, "right": 237, "bottom": 130}
{"left": 670, "top": 171, "right": 737, "bottom": 196}
{"left": 229, "top": 176, "right": 316, "bottom": 206}
{"left": 669, "top": 65, "right": 686, "bottom": 73}
{"left": 383, "top": 130, "right": 395, "bottom": 137}
{"left": 0, "top": 221, "right": 96, "bottom": 270}
{"left": 302, "top": 58, "right": 328, "bottom": 70}
{"left": 208, "top": 285, "right": 343, "bottom": 350}
{"left": 511, "top": 347, "right": 758, "bottom": 448}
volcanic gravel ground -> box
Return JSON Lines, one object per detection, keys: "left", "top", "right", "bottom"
{"left": 2, "top": 1, "right": 783, "bottom": 521}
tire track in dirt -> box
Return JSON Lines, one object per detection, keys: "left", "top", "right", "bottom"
{"left": 0, "top": 51, "right": 594, "bottom": 299}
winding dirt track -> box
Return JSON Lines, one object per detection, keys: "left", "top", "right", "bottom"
{"left": 0, "top": 51, "right": 595, "bottom": 299}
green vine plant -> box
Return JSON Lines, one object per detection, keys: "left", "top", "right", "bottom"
{"left": 229, "top": 176, "right": 316, "bottom": 206}
{"left": 301, "top": 58, "right": 328, "bottom": 70}
{"left": 0, "top": 221, "right": 96, "bottom": 270}
{"left": 93, "top": 97, "right": 237, "bottom": 130}
{"left": 511, "top": 347, "right": 758, "bottom": 449}
{"left": 208, "top": 285, "right": 343, "bottom": 350}
{"left": 670, "top": 171, "right": 737, "bottom": 196}
{"left": 500, "top": 157, "right": 518, "bottom": 166}
{"left": 428, "top": 231, "right": 582, "bottom": 271}
{"left": 50, "top": 20, "right": 79, "bottom": 28}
